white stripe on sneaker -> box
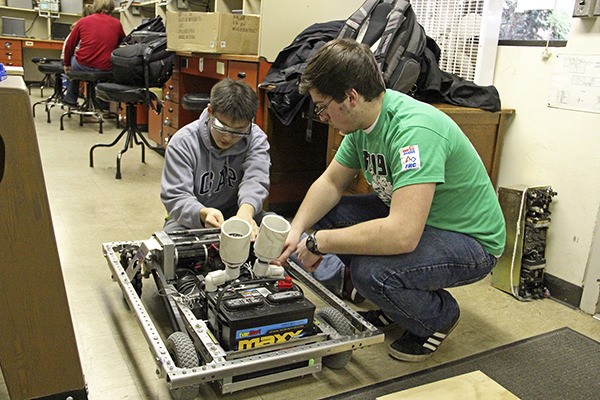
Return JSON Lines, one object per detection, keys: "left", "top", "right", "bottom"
{"left": 423, "top": 342, "right": 437, "bottom": 351}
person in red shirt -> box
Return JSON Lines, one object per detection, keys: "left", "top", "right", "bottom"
{"left": 62, "top": 0, "right": 125, "bottom": 108}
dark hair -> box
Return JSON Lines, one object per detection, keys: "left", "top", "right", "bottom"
{"left": 299, "top": 38, "right": 385, "bottom": 102}
{"left": 210, "top": 79, "right": 258, "bottom": 123}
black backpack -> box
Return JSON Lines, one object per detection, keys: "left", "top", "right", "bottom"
{"left": 121, "top": 15, "right": 166, "bottom": 45}
{"left": 338, "top": 0, "right": 426, "bottom": 94}
{"left": 112, "top": 34, "right": 174, "bottom": 90}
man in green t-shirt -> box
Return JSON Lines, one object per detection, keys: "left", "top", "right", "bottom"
{"left": 276, "top": 39, "right": 506, "bottom": 362}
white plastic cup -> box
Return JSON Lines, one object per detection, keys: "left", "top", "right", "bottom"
{"left": 219, "top": 218, "right": 252, "bottom": 266}
{"left": 254, "top": 215, "right": 291, "bottom": 261}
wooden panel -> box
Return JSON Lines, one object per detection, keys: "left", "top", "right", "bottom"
{"left": 21, "top": 39, "right": 63, "bottom": 51}
{"left": 379, "top": 370, "right": 520, "bottom": 400}
{"left": 148, "top": 105, "right": 163, "bottom": 146}
{"left": 0, "top": 76, "right": 86, "bottom": 399}
{"left": 227, "top": 60, "right": 259, "bottom": 89}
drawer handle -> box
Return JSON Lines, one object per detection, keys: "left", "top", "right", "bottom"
{"left": 168, "top": 107, "right": 173, "bottom": 113}
{"left": 164, "top": 94, "right": 171, "bottom": 101}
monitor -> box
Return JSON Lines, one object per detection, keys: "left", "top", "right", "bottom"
{"left": 1, "top": 17, "right": 26, "bottom": 38}
{"left": 51, "top": 22, "right": 72, "bottom": 41}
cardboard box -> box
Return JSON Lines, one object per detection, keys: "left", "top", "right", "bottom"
{"left": 166, "top": 11, "right": 260, "bottom": 55}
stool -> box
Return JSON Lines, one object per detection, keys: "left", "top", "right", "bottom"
{"left": 32, "top": 61, "right": 65, "bottom": 123}
{"left": 60, "top": 70, "right": 118, "bottom": 134}
{"left": 90, "top": 83, "right": 162, "bottom": 179}
{"left": 28, "top": 57, "right": 60, "bottom": 97}
{"left": 181, "top": 93, "right": 210, "bottom": 112}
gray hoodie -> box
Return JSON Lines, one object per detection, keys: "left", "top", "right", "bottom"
{"left": 161, "top": 109, "right": 270, "bottom": 229}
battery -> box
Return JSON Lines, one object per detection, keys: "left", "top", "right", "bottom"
{"left": 207, "top": 280, "right": 315, "bottom": 351}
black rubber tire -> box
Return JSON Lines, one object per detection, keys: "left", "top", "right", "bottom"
{"left": 166, "top": 331, "right": 200, "bottom": 400}
{"left": 316, "top": 307, "right": 353, "bottom": 369}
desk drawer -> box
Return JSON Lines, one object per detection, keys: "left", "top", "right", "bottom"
{"left": 180, "top": 56, "right": 228, "bottom": 80}
{"left": 162, "top": 100, "right": 180, "bottom": 130}
{"left": 1, "top": 51, "right": 22, "bottom": 65}
{"left": 0, "top": 58, "right": 22, "bottom": 66}
{"left": 164, "top": 78, "right": 179, "bottom": 103}
{"left": 2, "top": 39, "right": 22, "bottom": 52}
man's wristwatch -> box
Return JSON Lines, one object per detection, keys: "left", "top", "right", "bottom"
{"left": 306, "top": 231, "right": 325, "bottom": 256}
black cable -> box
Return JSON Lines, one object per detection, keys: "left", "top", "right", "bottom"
{"left": 25, "top": 15, "right": 39, "bottom": 35}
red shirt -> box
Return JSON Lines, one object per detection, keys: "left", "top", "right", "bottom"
{"left": 63, "top": 13, "right": 125, "bottom": 71}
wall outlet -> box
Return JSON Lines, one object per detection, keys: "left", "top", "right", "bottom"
{"left": 573, "top": 0, "right": 596, "bottom": 17}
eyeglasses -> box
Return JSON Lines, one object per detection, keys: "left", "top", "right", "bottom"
{"left": 210, "top": 116, "right": 252, "bottom": 137}
{"left": 314, "top": 97, "right": 334, "bottom": 117}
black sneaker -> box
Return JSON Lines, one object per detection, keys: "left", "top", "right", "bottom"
{"left": 388, "top": 311, "right": 460, "bottom": 362}
{"left": 358, "top": 309, "right": 396, "bottom": 329}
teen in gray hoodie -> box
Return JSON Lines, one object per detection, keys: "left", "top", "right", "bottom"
{"left": 160, "top": 79, "right": 270, "bottom": 237}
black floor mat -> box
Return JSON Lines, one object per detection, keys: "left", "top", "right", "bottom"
{"left": 322, "top": 327, "right": 600, "bottom": 400}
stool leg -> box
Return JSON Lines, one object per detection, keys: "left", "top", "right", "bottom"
{"left": 89, "top": 124, "right": 129, "bottom": 168}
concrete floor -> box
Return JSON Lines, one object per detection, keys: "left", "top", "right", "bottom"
{"left": 1, "top": 92, "right": 598, "bottom": 400}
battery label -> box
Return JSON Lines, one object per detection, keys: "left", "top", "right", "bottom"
{"left": 237, "top": 287, "right": 271, "bottom": 298}
{"left": 237, "top": 329, "right": 304, "bottom": 350}
{"left": 236, "top": 319, "right": 308, "bottom": 340}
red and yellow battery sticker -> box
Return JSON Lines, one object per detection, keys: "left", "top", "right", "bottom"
{"left": 236, "top": 319, "right": 309, "bottom": 350}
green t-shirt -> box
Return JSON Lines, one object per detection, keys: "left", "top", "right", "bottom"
{"left": 335, "top": 90, "right": 505, "bottom": 256}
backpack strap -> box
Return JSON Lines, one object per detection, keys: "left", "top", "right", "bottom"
{"left": 372, "top": 0, "right": 412, "bottom": 65}
{"left": 142, "top": 37, "right": 166, "bottom": 113}
{"left": 338, "top": 0, "right": 384, "bottom": 39}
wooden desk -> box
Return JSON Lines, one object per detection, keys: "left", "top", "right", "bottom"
{"left": 149, "top": 53, "right": 271, "bottom": 147}
{"left": 1, "top": 36, "right": 63, "bottom": 67}
{"left": 0, "top": 75, "right": 86, "bottom": 400}
{"left": 327, "top": 105, "right": 515, "bottom": 193}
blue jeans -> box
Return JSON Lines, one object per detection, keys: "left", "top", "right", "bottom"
{"left": 64, "top": 56, "right": 109, "bottom": 107}
{"left": 315, "top": 194, "right": 497, "bottom": 337}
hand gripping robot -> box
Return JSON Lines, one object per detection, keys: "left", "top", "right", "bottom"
{"left": 102, "top": 215, "right": 384, "bottom": 399}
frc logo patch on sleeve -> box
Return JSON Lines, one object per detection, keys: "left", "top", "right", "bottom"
{"left": 400, "top": 145, "right": 421, "bottom": 172}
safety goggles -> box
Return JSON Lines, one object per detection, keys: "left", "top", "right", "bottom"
{"left": 313, "top": 97, "right": 334, "bottom": 117}
{"left": 210, "top": 116, "right": 252, "bottom": 137}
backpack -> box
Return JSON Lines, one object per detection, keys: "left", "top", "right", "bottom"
{"left": 111, "top": 34, "right": 174, "bottom": 111}
{"left": 112, "top": 34, "right": 174, "bottom": 89}
{"left": 121, "top": 15, "right": 166, "bottom": 45}
{"left": 338, "top": 0, "right": 427, "bottom": 94}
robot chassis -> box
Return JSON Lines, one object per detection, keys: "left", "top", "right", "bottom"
{"left": 102, "top": 216, "right": 384, "bottom": 399}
